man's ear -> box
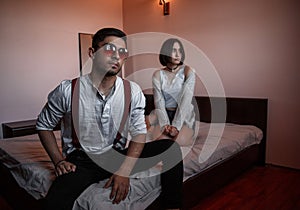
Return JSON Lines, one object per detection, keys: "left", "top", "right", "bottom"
{"left": 88, "top": 47, "right": 95, "bottom": 58}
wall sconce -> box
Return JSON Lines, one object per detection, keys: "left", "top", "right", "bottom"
{"left": 159, "top": 0, "right": 170, "bottom": 16}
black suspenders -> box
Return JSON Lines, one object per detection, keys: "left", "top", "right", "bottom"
{"left": 71, "top": 78, "right": 80, "bottom": 148}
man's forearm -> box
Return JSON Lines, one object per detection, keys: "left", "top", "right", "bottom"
{"left": 38, "top": 130, "right": 64, "bottom": 165}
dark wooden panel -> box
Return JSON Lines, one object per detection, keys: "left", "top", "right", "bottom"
{"left": 2, "top": 119, "right": 37, "bottom": 138}
{"left": 2, "top": 119, "right": 61, "bottom": 138}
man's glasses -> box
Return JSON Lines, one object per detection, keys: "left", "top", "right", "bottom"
{"left": 101, "top": 43, "right": 129, "bottom": 60}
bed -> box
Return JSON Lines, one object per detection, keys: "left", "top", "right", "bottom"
{"left": 0, "top": 95, "right": 268, "bottom": 210}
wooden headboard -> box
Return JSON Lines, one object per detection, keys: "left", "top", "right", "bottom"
{"left": 144, "top": 94, "right": 268, "bottom": 164}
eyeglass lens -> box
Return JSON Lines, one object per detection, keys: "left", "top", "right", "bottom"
{"left": 104, "top": 43, "right": 128, "bottom": 59}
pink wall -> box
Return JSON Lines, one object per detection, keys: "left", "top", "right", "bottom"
{"left": 0, "top": 0, "right": 123, "bottom": 136}
{"left": 123, "top": 0, "right": 300, "bottom": 169}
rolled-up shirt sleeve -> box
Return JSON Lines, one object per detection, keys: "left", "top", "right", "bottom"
{"left": 128, "top": 82, "right": 147, "bottom": 138}
{"left": 36, "top": 80, "right": 71, "bottom": 130}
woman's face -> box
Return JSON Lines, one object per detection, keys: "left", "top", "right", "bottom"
{"left": 169, "top": 42, "right": 182, "bottom": 65}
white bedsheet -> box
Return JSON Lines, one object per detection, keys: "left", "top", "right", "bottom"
{"left": 73, "top": 168, "right": 161, "bottom": 210}
{"left": 182, "top": 122, "right": 263, "bottom": 180}
{"left": 0, "top": 122, "right": 263, "bottom": 209}
{"left": 0, "top": 132, "right": 59, "bottom": 198}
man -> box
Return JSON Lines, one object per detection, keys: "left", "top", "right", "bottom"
{"left": 36, "top": 28, "right": 183, "bottom": 210}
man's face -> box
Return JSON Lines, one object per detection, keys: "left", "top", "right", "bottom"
{"left": 93, "top": 36, "right": 128, "bottom": 76}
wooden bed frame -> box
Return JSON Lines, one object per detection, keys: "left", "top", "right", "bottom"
{"left": 0, "top": 95, "right": 268, "bottom": 210}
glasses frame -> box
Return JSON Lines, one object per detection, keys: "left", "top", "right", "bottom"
{"left": 100, "top": 43, "right": 129, "bottom": 60}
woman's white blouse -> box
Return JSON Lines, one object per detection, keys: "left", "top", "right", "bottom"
{"left": 152, "top": 65, "right": 196, "bottom": 130}
{"left": 160, "top": 66, "right": 185, "bottom": 109}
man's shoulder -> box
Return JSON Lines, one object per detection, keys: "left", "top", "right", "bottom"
{"left": 126, "top": 79, "right": 140, "bottom": 89}
{"left": 49, "top": 79, "right": 71, "bottom": 93}
{"left": 116, "top": 77, "right": 140, "bottom": 91}
{"left": 126, "top": 80, "right": 145, "bottom": 96}
{"left": 117, "top": 77, "right": 144, "bottom": 100}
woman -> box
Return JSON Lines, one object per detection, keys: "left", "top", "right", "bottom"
{"left": 150, "top": 38, "right": 196, "bottom": 146}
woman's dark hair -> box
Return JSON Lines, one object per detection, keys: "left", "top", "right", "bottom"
{"left": 159, "top": 38, "right": 185, "bottom": 66}
{"left": 92, "top": 28, "right": 127, "bottom": 51}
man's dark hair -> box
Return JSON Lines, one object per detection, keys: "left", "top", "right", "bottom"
{"left": 159, "top": 38, "right": 185, "bottom": 66}
{"left": 92, "top": 28, "right": 127, "bottom": 51}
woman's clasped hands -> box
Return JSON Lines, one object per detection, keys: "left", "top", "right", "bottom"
{"left": 162, "top": 125, "right": 179, "bottom": 138}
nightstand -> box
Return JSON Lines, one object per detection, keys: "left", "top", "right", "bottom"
{"left": 2, "top": 119, "right": 37, "bottom": 138}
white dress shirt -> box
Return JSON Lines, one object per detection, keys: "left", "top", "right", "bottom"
{"left": 36, "top": 75, "right": 147, "bottom": 155}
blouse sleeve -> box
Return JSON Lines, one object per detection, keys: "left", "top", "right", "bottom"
{"left": 172, "top": 68, "right": 196, "bottom": 130}
{"left": 152, "top": 70, "right": 170, "bottom": 129}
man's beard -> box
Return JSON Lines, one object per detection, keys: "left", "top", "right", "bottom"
{"left": 105, "top": 69, "right": 121, "bottom": 77}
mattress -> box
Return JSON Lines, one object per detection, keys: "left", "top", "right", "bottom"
{"left": 182, "top": 122, "right": 263, "bottom": 180}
